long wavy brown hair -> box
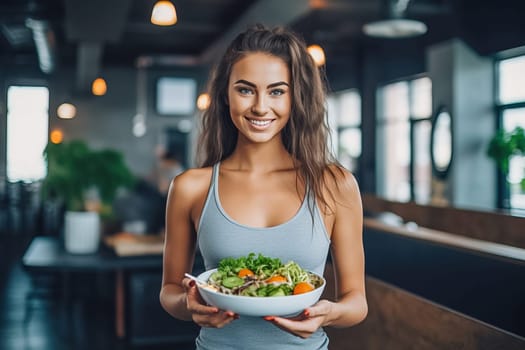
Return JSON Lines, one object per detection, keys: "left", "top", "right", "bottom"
{"left": 197, "top": 24, "right": 341, "bottom": 212}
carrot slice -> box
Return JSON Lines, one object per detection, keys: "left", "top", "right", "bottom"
{"left": 293, "top": 282, "right": 314, "bottom": 295}
{"left": 238, "top": 268, "right": 254, "bottom": 278}
{"left": 265, "top": 275, "right": 287, "bottom": 284}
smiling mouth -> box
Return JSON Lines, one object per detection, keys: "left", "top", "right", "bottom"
{"left": 247, "top": 118, "right": 273, "bottom": 127}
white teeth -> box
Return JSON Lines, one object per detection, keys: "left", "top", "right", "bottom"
{"left": 249, "top": 119, "right": 271, "bottom": 126}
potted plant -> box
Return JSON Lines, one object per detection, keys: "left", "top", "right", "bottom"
{"left": 41, "top": 140, "right": 135, "bottom": 253}
{"left": 487, "top": 126, "right": 525, "bottom": 203}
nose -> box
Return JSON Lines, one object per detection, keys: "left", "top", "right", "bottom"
{"left": 251, "top": 94, "right": 269, "bottom": 116}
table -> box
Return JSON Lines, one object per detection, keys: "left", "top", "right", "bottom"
{"left": 22, "top": 236, "right": 163, "bottom": 339}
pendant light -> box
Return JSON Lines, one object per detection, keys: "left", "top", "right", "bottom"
{"left": 92, "top": 77, "right": 107, "bottom": 96}
{"left": 307, "top": 44, "right": 326, "bottom": 67}
{"left": 196, "top": 93, "right": 211, "bottom": 111}
{"left": 57, "top": 102, "right": 77, "bottom": 119}
{"left": 363, "top": 0, "right": 427, "bottom": 38}
{"left": 151, "top": 1, "right": 177, "bottom": 26}
{"left": 50, "top": 129, "right": 64, "bottom": 144}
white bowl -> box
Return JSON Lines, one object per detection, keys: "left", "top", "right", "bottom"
{"left": 196, "top": 268, "right": 326, "bottom": 317}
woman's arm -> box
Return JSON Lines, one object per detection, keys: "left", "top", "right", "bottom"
{"left": 318, "top": 168, "right": 367, "bottom": 327}
{"left": 265, "top": 167, "right": 367, "bottom": 337}
{"left": 159, "top": 169, "right": 238, "bottom": 327}
{"left": 160, "top": 170, "right": 199, "bottom": 320}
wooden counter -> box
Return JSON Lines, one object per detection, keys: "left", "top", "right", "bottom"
{"left": 361, "top": 218, "right": 525, "bottom": 338}
{"left": 326, "top": 276, "right": 525, "bottom": 350}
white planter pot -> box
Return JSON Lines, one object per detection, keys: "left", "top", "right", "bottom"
{"left": 64, "top": 211, "right": 101, "bottom": 254}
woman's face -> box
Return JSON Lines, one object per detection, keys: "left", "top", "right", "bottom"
{"left": 227, "top": 52, "right": 291, "bottom": 145}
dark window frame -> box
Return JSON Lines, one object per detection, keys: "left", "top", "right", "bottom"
{"left": 377, "top": 74, "right": 432, "bottom": 203}
{"left": 494, "top": 54, "right": 525, "bottom": 211}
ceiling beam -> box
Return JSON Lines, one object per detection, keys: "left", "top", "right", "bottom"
{"left": 312, "top": 0, "right": 449, "bottom": 16}
{"left": 64, "top": 0, "right": 131, "bottom": 92}
{"left": 25, "top": 19, "right": 56, "bottom": 74}
{"left": 137, "top": 0, "right": 314, "bottom": 68}
{"left": 198, "top": 0, "right": 313, "bottom": 64}
{"left": 126, "top": 21, "right": 221, "bottom": 35}
{"left": 76, "top": 42, "right": 103, "bottom": 93}
{"left": 64, "top": 0, "right": 131, "bottom": 43}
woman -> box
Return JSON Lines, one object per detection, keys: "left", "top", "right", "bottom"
{"left": 160, "top": 24, "right": 367, "bottom": 349}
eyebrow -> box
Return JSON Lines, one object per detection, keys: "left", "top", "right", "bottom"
{"left": 233, "top": 79, "right": 289, "bottom": 89}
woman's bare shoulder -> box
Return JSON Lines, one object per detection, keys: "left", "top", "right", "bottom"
{"left": 169, "top": 167, "right": 213, "bottom": 199}
{"left": 324, "top": 164, "right": 361, "bottom": 203}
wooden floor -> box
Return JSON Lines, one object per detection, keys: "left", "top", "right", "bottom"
{"left": 0, "top": 234, "right": 196, "bottom": 350}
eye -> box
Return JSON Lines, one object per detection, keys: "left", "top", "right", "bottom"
{"left": 270, "top": 89, "right": 285, "bottom": 96}
{"left": 236, "top": 87, "right": 253, "bottom": 95}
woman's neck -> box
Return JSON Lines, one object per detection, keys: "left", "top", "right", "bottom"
{"left": 224, "top": 139, "right": 295, "bottom": 173}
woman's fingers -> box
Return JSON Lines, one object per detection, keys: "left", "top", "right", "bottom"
{"left": 263, "top": 300, "right": 332, "bottom": 338}
{"left": 182, "top": 277, "right": 197, "bottom": 291}
{"left": 185, "top": 280, "right": 218, "bottom": 313}
{"left": 182, "top": 277, "right": 238, "bottom": 328}
{"left": 265, "top": 316, "right": 320, "bottom": 338}
{"left": 302, "top": 300, "right": 332, "bottom": 318}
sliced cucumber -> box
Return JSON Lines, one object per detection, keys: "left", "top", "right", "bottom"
{"left": 222, "top": 276, "right": 244, "bottom": 288}
{"left": 269, "top": 288, "right": 286, "bottom": 297}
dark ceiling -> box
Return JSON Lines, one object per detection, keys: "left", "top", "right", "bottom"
{"left": 1, "top": 0, "right": 524, "bottom": 74}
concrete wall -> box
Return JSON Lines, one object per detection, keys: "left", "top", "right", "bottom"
{"left": 1, "top": 64, "right": 208, "bottom": 181}
{"left": 427, "top": 39, "right": 496, "bottom": 210}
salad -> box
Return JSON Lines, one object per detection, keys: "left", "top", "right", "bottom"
{"left": 207, "top": 253, "right": 324, "bottom": 297}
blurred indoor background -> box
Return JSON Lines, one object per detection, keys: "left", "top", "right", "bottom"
{"left": 0, "top": 1, "right": 524, "bottom": 349}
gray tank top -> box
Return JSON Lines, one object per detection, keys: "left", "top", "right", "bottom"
{"left": 196, "top": 163, "right": 331, "bottom": 350}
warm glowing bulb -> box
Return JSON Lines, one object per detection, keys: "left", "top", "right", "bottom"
{"left": 50, "top": 129, "right": 63, "bottom": 144}
{"left": 92, "top": 77, "right": 107, "bottom": 96}
{"left": 307, "top": 44, "right": 326, "bottom": 66}
{"left": 196, "top": 93, "right": 211, "bottom": 111}
{"left": 151, "top": 1, "right": 177, "bottom": 26}
{"left": 57, "top": 103, "right": 76, "bottom": 119}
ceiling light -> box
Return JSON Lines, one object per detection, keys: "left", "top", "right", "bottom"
{"left": 151, "top": 1, "right": 177, "bottom": 26}
{"left": 196, "top": 93, "right": 211, "bottom": 111}
{"left": 363, "top": 0, "right": 427, "bottom": 38}
{"left": 50, "top": 129, "right": 64, "bottom": 144}
{"left": 57, "top": 103, "right": 77, "bottom": 119}
{"left": 363, "top": 19, "right": 427, "bottom": 38}
{"left": 92, "top": 77, "right": 107, "bottom": 96}
{"left": 307, "top": 44, "right": 326, "bottom": 66}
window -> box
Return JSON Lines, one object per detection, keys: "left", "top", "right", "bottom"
{"left": 377, "top": 77, "right": 432, "bottom": 203}
{"left": 156, "top": 77, "right": 197, "bottom": 115}
{"left": 499, "top": 55, "right": 525, "bottom": 104}
{"left": 327, "top": 90, "right": 361, "bottom": 172}
{"left": 497, "top": 55, "right": 525, "bottom": 210}
{"left": 6, "top": 86, "right": 49, "bottom": 182}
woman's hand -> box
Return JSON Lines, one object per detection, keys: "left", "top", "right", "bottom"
{"left": 183, "top": 277, "right": 238, "bottom": 328}
{"left": 263, "top": 299, "right": 333, "bottom": 338}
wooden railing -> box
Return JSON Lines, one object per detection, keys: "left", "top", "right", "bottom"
{"left": 324, "top": 276, "right": 524, "bottom": 350}
{"left": 361, "top": 218, "right": 525, "bottom": 337}
{"left": 362, "top": 194, "right": 525, "bottom": 249}
{"left": 319, "top": 213, "right": 525, "bottom": 349}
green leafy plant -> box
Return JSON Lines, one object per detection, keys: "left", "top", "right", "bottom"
{"left": 487, "top": 126, "right": 525, "bottom": 191}
{"left": 41, "top": 140, "right": 135, "bottom": 216}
